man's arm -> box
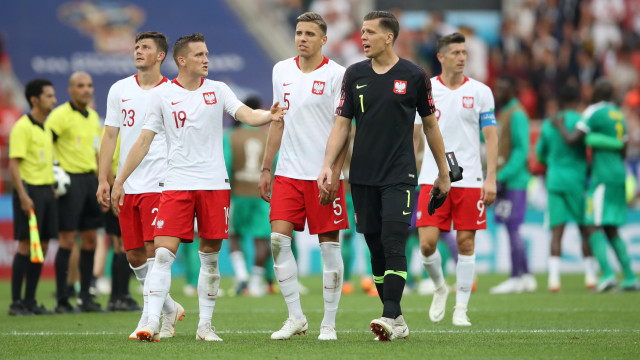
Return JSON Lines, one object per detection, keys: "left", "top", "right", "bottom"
{"left": 8, "top": 158, "right": 33, "bottom": 216}
{"left": 235, "top": 102, "right": 285, "bottom": 127}
{"left": 413, "top": 123, "right": 423, "bottom": 157}
{"left": 97, "top": 125, "right": 119, "bottom": 207}
{"left": 422, "top": 113, "right": 451, "bottom": 196}
{"left": 481, "top": 125, "right": 498, "bottom": 205}
{"left": 320, "top": 126, "right": 350, "bottom": 205}
{"left": 258, "top": 120, "right": 284, "bottom": 202}
{"left": 497, "top": 111, "right": 529, "bottom": 182}
{"left": 318, "top": 116, "right": 352, "bottom": 194}
{"left": 110, "top": 129, "right": 156, "bottom": 213}
{"left": 552, "top": 113, "right": 585, "bottom": 145}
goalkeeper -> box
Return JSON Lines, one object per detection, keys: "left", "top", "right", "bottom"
{"left": 8, "top": 79, "right": 58, "bottom": 315}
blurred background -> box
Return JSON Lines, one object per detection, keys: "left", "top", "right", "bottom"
{"left": 0, "top": 0, "right": 639, "bottom": 281}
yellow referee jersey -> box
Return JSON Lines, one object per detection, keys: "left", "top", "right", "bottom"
{"left": 9, "top": 114, "right": 55, "bottom": 185}
{"left": 46, "top": 102, "right": 101, "bottom": 174}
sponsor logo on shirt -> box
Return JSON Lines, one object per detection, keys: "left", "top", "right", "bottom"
{"left": 462, "top": 96, "right": 474, "bottom": 108}
{"left": 393, "top": 80, "right": 407, "bottom": 94}
{"left": 312, "top": 81, "right": 325, "bottom": 95}
{"left": 203, "top": 91, "right": 217, "bottom": 105}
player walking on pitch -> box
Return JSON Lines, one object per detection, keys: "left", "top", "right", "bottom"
{"left": 319, "top": 11, "right": 450, "bottom": 341}
{"left": 111, "top": 33, "right": 285, "bottom": 342}
{"left": 97, "top": 31, "right": 184, "bottom": 340}
{"left": 414, "top": 33, "right": 498, "bottom": 326}
{"left": 259, "top": 12, "right": 348, "bottom": 341}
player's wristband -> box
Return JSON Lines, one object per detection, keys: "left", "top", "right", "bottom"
{"left": 261, "top": 168, "right": 271, "bottom": 172}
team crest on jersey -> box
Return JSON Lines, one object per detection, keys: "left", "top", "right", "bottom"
{"left": 393, "top": 80, "right": 407, "bottom": 94}
{"left": 312, "top": 81, "right": 325, "bottom": 95}
{"left": 462, "top": 96, "right": 474, "bottom": 108}
{"left": 203, "top": 92, "right": 217, "bottom": 105}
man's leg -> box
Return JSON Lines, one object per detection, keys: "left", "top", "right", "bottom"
{"left": 604, "top": 226, "right": 639, "bottom": 288}
{"left": 579, "top": 226, "right": 597, "bottom": 289}
{"left": 452, "top": 230, "right": 476, "bottom": 326}
{"left": 9, "top": 239, "right": 30, "bottom": 315}
{"left": 419, "top": 226, "right": 449, "bottom": 322}
{"left": 55, "top": 231, "right": 76, "bottom": 312}
{"left": 318, "top": 231, "right": 343, "bottom": 335}
{"left": 78, "top": 229, "right": 102, "bottom": 311}
{"left": 196, "top": 238, "right": 222, "bottom": 339}
{"left": 548, "top": 224, "right": 565, "bottom": 292}
{"left": 229, "top": 234, "right": 249, "bottom": 295}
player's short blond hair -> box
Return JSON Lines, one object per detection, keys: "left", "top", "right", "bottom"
{"left": 296, "top": 12, "right": 327, "bottom": 35}
{"left": 172, "top": 33, "right": 205, "bottom": 66}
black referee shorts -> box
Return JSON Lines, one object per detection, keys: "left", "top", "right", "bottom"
{"left": 351, "top": 183, "right": 415, "bottom": 234}
{"left": 13, "top": 184, "right": 58, "bottom": 241}
{"left": 58, "top": 173, "right": 103, "bottom": 231}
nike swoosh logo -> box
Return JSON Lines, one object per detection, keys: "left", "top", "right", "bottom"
{"left": 334, "top": 219, "right": 344, "bottom": 224}
{"left": 149, "top": 290, "right": 160, "bottom": 294}
{"left": 171, "top": 101, "right": 182, "bottom": 105}
{"left": 278, "top": 275, "right": 294, "bottom": 283}
{"left": 403, "top": 211, "right": 411, "bottom": 215}
{"left": 207, "top": 293, "right": 217, "bottom": 297}
{"left": 476, "top": 220, "right": 486, "bottom": 225}
{"left": 356, "top": 84, "right": 367, "bottom": 89}
{"left": 121, "top": 99, "right": 132, "bottom": 102}
{"left": 283, "top": 83, "right": 293, "bottom": 86}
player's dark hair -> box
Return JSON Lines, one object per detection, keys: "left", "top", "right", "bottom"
{"left": 296, "top": 12, "right": 327, "bottom": 35}
{"left": 172, "top": 33, "right": 206, "bottom": 66}
{"left": 244, "top": 96, "right": 262, "bottom": 110}
{"left": 363, "top": 11, "right": 399, "bottom": 44}
{"left": 592, "top": 77, "right": 614, "bottom": 103}
{"left": 24, "top": 78, "right": 53, "bottom": 108}
{"left": 136, "top": 31, "right": 169, "bottom": 63}
{"left": 558, "top": 82, "right": 580, "bottom": 107}
{"left": 437, "top": 32, "right": 466, "bottom": 53}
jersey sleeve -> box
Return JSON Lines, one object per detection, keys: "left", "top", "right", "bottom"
{"left": 478, "top": 85, "right": 496, "bottom": 128}
{"left": 535, "top": 122, "right": 549, "bottom": 165}
{"left": 335, "top": 65, "right": 354, "bottom": 119}
{"left": 9, "top": 120, "right": 29, "bottom": 159}
{"left": 104, "top": 83, "right": 121, "bottom": 128}
{"left": 220, "top": 83, "right": 244, "bottom": 120}
{"left": 416, "top": 68, "right": 436, "bottom": 118}
{"left": 332, "top": 65, "right": 346, "bottom": 112}
{"left": 272, "top": 64, "right": 279, "bottom": 105}
{"left": 142, "top": 91, "right": 165, "bottom": 134}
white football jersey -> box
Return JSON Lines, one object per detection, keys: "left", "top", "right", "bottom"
{"left": 418, "top": 76, "right": 495, "bottom": 188}
{"left": 272, "top": 56, "right": 345, "bottom": 180}
{"left": 143, "top": 78, "right": 244, "bottom": 191}
{"left": 104, "top": 75, "right": 169, "bottom": 194}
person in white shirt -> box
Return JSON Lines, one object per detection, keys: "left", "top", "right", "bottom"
{"left": 96, "top": 31, "right": 184, "bottom": 342}
{"left": 414, "top": 32, "right": 498, "bottom": 327}
{"left": 111, "top": 33, "right": 285, "bottom": 342}
{"left": 258, "top": 12, "right": 347, "bottom": 341}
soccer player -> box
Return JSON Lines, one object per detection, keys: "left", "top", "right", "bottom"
{"left": 318, "top": 11, "right": 450, "bottom": 341}
{"left": 489, "top": 75, "right": 536, "bottom": 295}
{"left": 552, "top": 78, "right": 640, "bottom": 292}
{"left": 415, "top": 33, "right": 497, "bottom": 326}
{"left": 535, "top": 83, "right": 598, "bottom": 292}
{"left": 111, "top": 33, "right": 285, "bottom": 342}
{"left": 46, "top": 71, "right": 104, "bottom": 313}
{"left": 8, "top": 79, "right": 57, "bottom": 316}
{"left": 96, "top": 31, "right": 184, "bottom": 339}
{"left": 258, "top": 12, "right": 348, "bottom": 341}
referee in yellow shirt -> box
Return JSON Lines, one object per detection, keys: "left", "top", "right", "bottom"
{"left": 46, "top": 71, "right": 104, "bottom": 313}
{"left": 8, "top": 79, "right": 58, "bottom": 316}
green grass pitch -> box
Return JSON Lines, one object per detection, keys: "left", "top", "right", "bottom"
{"left": 1, "top": 274, "right": 639, "bottom": 359}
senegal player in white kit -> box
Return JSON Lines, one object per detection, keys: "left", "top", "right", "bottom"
{"left": 259, "top": 12, "right": 348, "bottom": 341}
{"left": 111, "top": 33, "right": 285, "bottom": 342}
{"left": 97, "top": 32, "right": 184, "bottom": 341}
{"left": 415, "top": 33, "right": 498, "bottom": 326}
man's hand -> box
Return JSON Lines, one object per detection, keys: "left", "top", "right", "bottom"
{"left": 317, "top": 166, "right": 334, "bottom": 198}
{"left": 432, "top": 173, "right": 451, "bottom": 199}
{"left": 319, "top": 171, "right": 340, "bottom": 206}
{"left": 110, "top": 181, "right": 125, "bottom": 216}
{"left": 270, "top": 101, "right": 286, "bottom": 123}
{"left": 19, "top": 194, "right": 34, "bottom": 217}
{"left": 96, "top": 180, "right": 111, "bottom": 208}
{"left": 481, "top": 178, "right": 497, "bottom": 206}
{"left": 258, "top": 170, "right": 272, "bottom": 203}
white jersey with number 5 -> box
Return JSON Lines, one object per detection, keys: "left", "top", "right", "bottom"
{"left": 104, "top": 75, "right": 169, "bottom": 194}
{"left": 272, "top": 56, "right": 345, "bottom": 180}
{"left": 143, "top": 78, "right": 244, "bottom": 191}
{"left": 418, "top": 76, "right": 496, "bottom": 188}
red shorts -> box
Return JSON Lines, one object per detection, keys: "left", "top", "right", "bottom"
{"left": 416, "top": 185, "right": 486, "bottom": 232}
{"left": 154, "top": 190, "right": 230, "bottom": 241}
{"left": 270, "top": 176, "right": 349, "bottom": 235}
{"left": 118, "top": 193, "right": 161, "bottom": 251}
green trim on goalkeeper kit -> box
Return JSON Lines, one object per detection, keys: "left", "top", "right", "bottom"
{"left": 373, "top": 275, "right": 384, "bottom": 284}
{"left": 384, "top": 270, "right": 407, "bottom": 280}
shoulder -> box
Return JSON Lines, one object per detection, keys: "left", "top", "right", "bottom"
{"left": 12, "top": 115, "right": 30, "bottom": 131}
{"left": 273, "top": 57, "right": 295, "bottom": 73}
{"left": 468, "top": 78, "right": 492, "bottom": 95}
{"left": 582, "top": 102, "right": 606, "bottom": 119}
{"left": 345, "top": 59, "right": 369, "bottom": 74}
{"left": 399, "top": 58, "right": 428, "bottom": 76}
{"left": 327, "top": 59, "right": 346, "bottom": 73}
{"left": 48, "top": 103, "right": 71, "bottom": 119}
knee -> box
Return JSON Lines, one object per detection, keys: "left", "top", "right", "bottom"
{"left": 457, "top": 237, "right": 475, "bottom": 255}
{"left": 155, "top": 247, "right": 176, "bottom": 266}
{"left": 126, "top": 248, "right": 147, "bottom": 268}
{"left": 419, "top": 241, "right": 437, "bottom": 257}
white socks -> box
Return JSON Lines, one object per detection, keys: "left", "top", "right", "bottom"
{"left": 456, "top": 254, "right": 475, "bottom": 306}
{"left": 584, "top": 256, "right": 597, "bottom": 280}
{"left": 319, "top": 242, "right": 343, "bottom": 328}
{"left": 230, "top": 250, "right": 249, "bottom": 283}
{"left": 548, "top": 256, "right": 560, "bottom": 284}
{"left": 130, "top": 260, "right": 150, "bottom": 326}
{"left": 198, "top": 251, "right": 221, "bottom": 328}
{"left": 421, "top": 249, "right": 445, "bottom": 288}
{"left": 271, "top": 233, "right": 304, "bottom": 320}
{"left": 146, "top": 248, "right": 175, "bottom": 328}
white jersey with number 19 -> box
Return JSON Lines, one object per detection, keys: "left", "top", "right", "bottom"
{"left": 418, "top": 76, "right": 496, "bottom": 188}
{"left": 143, "top": 78, "right": 244, "bottom": 191}
{"left": 272, "top": 56, "right": 345, "bottom": 180}
{"left": 104, "top": 74, "right": 169, "bottom": 194}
